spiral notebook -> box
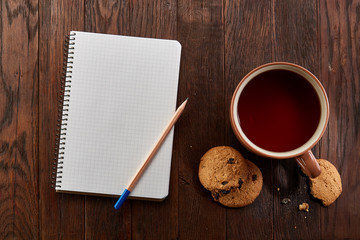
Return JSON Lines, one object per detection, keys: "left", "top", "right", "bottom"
{"left": 54, "top": 31, "right": 181, "bottom": 200}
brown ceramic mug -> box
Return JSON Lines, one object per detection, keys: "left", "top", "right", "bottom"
{"left": 230, "top": 62, "right": 329, "bottom": 178}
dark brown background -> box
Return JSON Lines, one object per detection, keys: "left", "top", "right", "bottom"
{"left": 0, "top": 0, "right": 359, "bottom": 239}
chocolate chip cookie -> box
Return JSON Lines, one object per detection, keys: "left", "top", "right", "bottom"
{"left": 214, "top": 160, "right": 263, "bottom": 207}
{"left": 309, "top": 159, "right": 342, "bottom": 206}
{"left": 199, "top": 146, "right": 249, "bottom": 191}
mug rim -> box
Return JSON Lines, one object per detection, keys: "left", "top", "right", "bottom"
{"left": 230, "top": 62, "right": 329, "bottom": 159}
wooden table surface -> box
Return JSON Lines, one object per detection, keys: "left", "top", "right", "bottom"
{"left": 1, "top": 0, "right": 359, "bottom": 239}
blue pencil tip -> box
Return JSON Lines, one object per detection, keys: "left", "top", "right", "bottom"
{"left": 114, "top": 189, "right": 131, "bottom": 210}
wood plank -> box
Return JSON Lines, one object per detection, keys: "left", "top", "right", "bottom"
{"left": 130, "top": 0, "right": 160, "bottom": 38}
{"left": 224, "top": 0, "right": 273, "bottom": 239}
{"left": 85, "top": 0, "right": 130, "bottom": 34}
{"left": 272, "top": 0, "right": 321, "bottom": 239}
{"left": 38, "top": 0, "right": 85, "bottom": 239}
{"left": 177, "top": 0, "right": 226, "bottom": 239}
{"left": 319, "top": 0, "right": 360, "bottom": 238}
{"left": 85, "top": 197, "right": 131, "bottom": 240}
{"left": 129, "top": 1, "right": 179, "bottom": 239}
{"left": 130, "top": 0, "right": 177, "bottom": 40}
{"left": 83, "top": 1, "right": 132, "bottom": 239}
{"left": 0, "top": 0, "right": 39, "bottom": 239}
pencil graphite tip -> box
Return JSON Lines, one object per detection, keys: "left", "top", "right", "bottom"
{"left": 178, "top": 98, "right": 188, "bottom": 110}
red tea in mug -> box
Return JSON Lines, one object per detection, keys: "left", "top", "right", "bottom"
{"left": 237, "top": 69, "right": 321, "bottom": 152}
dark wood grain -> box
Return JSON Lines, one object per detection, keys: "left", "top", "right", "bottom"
{"left": 177, "top": 0, "right": 226, "bottom": 239}
{"left": 224, "top": 0, "right": 273, "bottom": 239}
{"left": 273, "top": 0, "right": 321, "bottom": 239}
{"left": 39, "top": 0, "right": 85, "bottom": 239}
{"left": 1, "top": 0, "right": 360, "bottom": 239}
{"left": 319, "top": 0, "right": 360, "bottom": 238}
{"left": 85, "top": 0, "right": 130, "bottom": 35}
{"left": 0, "top": 0, "right": 39, "bottom": 239}
{"left": 84, "top": 1, "right": 132, "bottom": 239}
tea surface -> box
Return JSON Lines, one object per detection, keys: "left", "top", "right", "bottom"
{"left": 238, "top": 69, "right": 321, "bottom": 152}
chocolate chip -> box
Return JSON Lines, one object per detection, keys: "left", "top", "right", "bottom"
{"left": 238, "top": 178, "right": 243, "bottom": 189}
{"left": 221, "top": 190, "right": 231, "bottom": 194}
{"left": 221, "top": 181, "right": 228, "bottom": 185}
{"left": 252, "top": 174, "right": 257, "bottom": 181}
{"left": 281, "top": 198, "right": 291, "bottom": 205}
{"left": 227, "top": 158, "right": 235, "bottom": 164}
{"left": 212, "top": 192, "right": 219, "bottom": 200}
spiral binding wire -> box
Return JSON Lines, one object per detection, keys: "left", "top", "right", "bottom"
{"left": 52, "top": 32, "right": 76, "bottom": 188}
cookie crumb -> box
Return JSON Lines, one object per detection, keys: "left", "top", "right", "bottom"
{"left": 299, "top": 203, "right": 309, "bottom": 212}
{"left": 281, "top": 198, "right": 291, "bottom": 205}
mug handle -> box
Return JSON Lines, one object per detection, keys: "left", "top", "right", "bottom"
{"left": 295, "top": 150, "right": 321, "bottom": 178}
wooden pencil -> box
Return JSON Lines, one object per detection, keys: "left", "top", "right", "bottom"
{"left": 114, "top": 98, "right": 188, "bottom": 209}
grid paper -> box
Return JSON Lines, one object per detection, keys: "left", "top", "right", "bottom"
{"left": 56, "top": 31, "right": 181, "bottom": 200}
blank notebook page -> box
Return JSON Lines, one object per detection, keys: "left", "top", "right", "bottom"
{"left": 56, "top": 31, "right": 181, "bottom": 200}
